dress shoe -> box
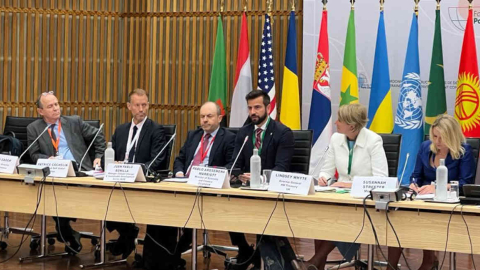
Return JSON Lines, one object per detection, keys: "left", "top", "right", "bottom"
{"left": 109, "top": 226, "right": 139, "bottom": 259}
{"left": 225, "top": 245, "right": 255, "bottom": 270}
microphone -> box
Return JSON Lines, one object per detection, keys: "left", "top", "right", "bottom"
{"left": 398, "top": 153, "right": 410, "bottom": 187}
{"left": 78, "top": 123, "right": 105, "bottom": 172}
{"left": 310, "top": 146, "right": 329, "bottom": 177}
{"left": 229, "top": 136, "right": 249, "bottom": 177}
{"left": 18, "top": 124, "right": 52, "bottom": 163}
{"left": 146, "top": 133, "right": 176, "bottom": 176}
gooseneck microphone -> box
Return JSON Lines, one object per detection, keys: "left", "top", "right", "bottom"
{"left": 78, "top": 123, "right": 105, "bottom": 172}
{"left": 18, "top": 124, "right": 52, "bottom": 163}
{"left": 228, "top": 136, "right": 249, "bottom": 177}
{"left": 146, "top": 133, "right": 177, "bottom": 176}
{"left": 398, "top": 153, "right": 410, "bottom": 187}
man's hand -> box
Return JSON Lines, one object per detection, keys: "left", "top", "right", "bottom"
{"left": 418, "top": 184, "right": 435, "bottom": 195}
{"left": 93, "top": 158, "right": 101, "bottom": 169}
{"left": 331, "top": 182, "right": 352, "bottom": 188}
{"left": 176, "top": 172, "right": 185, "bottom": 177}
{"left": 238, "top": 173, "right": 251, "bottom": 184}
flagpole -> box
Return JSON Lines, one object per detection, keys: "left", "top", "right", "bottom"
{"left": 380, "top": 0, "right": 385, "bottom": 11}
{"left": 323, "top": 0, "right": 328, "bottom": 11}
{"left": 468, "top": 0, "right": 473, "bottom": 9}
{"left": 220, "top": 0, "right": 224, "bottom": 14}
{"left": 350, "top": 0, "right": 355, "bottom": 10}
{"left": 268, "top": 0, "right": 273, "bottom": 25}
{"left": 244, "top": 0, "right": 247, "bottom": 12}
{"left": 436, "top": 0, "right": 440, "bottom": 10}
{"left": 414, "top": 0, "right": 420, "bottom": 16}
{"left": 291, "top": 0, "right": 295, "bottom": 12}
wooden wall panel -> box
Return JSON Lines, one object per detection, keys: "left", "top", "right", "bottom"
{"left": 0, "top": 0, "right": 303, "bottom": 169}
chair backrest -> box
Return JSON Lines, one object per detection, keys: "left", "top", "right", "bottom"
{"left": 379, "top": 134, "right": 402, "bottom": 178}
{"left": 225, "top": 127, "right": 240, "bottom": 135}
{"left": 425, "top": 134, "right": 480, "bottom": 179}
{"left": 291, "top": 130, "right": 313, "bottom": 175}
{"left": 158, "top": 125, "right": 176, "bottom": 171}
{"left": 83, "top": 120, "right": 101, "bottom": 163}
{"left": 3, "top": 116, "right": 40, "bottom": 151}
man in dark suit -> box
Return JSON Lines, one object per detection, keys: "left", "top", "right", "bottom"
{"left": 228, "top": 90, "right": 295, "bottom": 270}
{"left": 142, "top": 101, "right": 235, "bottom": 270}
{"left": 27, "top": 91, "right": 106, "bottom": 254}
{"left": 108, "top": 88, "right": 166, "bottom": 259}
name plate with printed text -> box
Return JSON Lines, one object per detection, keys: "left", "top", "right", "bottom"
{"left": 36, "top": 159, "right": 75, "bottom": 178}
{"left": 104, "top": 164, "right": 146, "bottom": 183}
{"left": 187, "top": 166, "right": 230, "bottom": 189}
{"left": 0, "top": 154, "right": 19, "bottom": 174}
{"left": 350, "top": 176, "right": 398, "bottom": 198}
{"left": 268, "top": 171, "right": 315, "bottom": 195}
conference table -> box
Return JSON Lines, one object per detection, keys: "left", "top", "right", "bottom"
{"left": 1, "top": 173, "right": 480, "bottom": 269}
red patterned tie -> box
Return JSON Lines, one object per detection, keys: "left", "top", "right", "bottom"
{"left": 187, "top": 133, "right": 211, "bottom": 176}
{"left": 255, "top": 128, "right": 262, "bottom": 150}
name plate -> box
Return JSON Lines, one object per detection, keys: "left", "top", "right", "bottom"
{"left": 187, "top": 166, "right": 230, "bottom": 189}
{"left": 37, "top": 159, "right": 75, "bottom": 178}
{"left": 351, "top": 176, "right": 398, "bottom": 198}
{"left": 268, "top": 171, "right": 315, "bottom": 195}
{"left": 0, "top": 154, "right": 19, "bottom": 174}
{"left": 104, "top": 164, "right": 146, "bottom": 183}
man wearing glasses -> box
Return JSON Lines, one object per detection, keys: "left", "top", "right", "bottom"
{"left": 26, "top": 91, "right": 106, "bottom": 254}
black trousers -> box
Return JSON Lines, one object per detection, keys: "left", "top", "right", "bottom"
{"left": 143, "top": 225, "right": 179, "bottom": 270}
{"left": 105, "top": 221, "right": 136, "bottom": 234}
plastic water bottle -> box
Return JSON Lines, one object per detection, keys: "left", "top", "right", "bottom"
{"left": 435, "top": 159, "right": 448, "bottom": 201}
{"left": 104, "top": 142, "right": 115, "bottom": 172}
{"left": 250, "top": 149, "right": 262, "bottom": 188}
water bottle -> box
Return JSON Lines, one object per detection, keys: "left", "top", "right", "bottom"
{"left": 250, "top": 149, "right": 262, "bottom": 188}
{"left": 104, "top": 142, "right": 115, "bottom": 172}
{"left": 435, "top": 159, "right": 448, "bottom": 201}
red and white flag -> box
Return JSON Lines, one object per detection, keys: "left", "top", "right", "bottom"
{"left": 229, "top": 12, "right": 253, "bottom": 127}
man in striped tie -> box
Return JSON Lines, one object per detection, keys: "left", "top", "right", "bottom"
{"left": 228, "top": 90, "right": 295, "bottom": 270}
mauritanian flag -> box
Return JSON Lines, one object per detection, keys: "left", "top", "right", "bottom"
{"left": 279, "top": 11, "right": 301, "bottom": 130}
{"left": 424, "top": 8, "right": 447, "bottom": 135}
{"left": 229, "top": 12, "right": 253, "bottom": 127}
{"left": 367, "top": 10, "right": 393, "bottom": 133}
{"left": 455, "top": 6, "right": 480, "bottom": 137}
{"left": 340, "top": 8, "right": 359, "bottom": 106}
{"left": 208, "top": 15, "right": 227, "bottom": 126}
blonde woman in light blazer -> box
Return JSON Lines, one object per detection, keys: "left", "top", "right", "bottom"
{"left": 308, "top": 103, "right": 389, "bottom": 270}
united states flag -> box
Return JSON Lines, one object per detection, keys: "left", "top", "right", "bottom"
{"left": 257, "top": 14, "right": 277, "bottom": 119}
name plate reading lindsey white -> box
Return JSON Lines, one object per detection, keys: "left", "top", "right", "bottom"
{"left": 268, "top": 171, "right": 315, "bottom": 195}
{"left": 351, "top": 176, "right": 398, "bottom": 198}
{"left": 36, "top": 159, "right": 75, "bottom": 178}
{"left": 0, "top": 154, "right": 19, "bottom": 174}
{"left": 187, "top": 166, "right": 230, "bottom": 189}
{"left": 104, "top": 164, "right": 146, "bottom": 183}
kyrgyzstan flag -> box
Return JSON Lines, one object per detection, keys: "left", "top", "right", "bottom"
{"left": 455, "top": 6, "right": 480, "bottom": 137}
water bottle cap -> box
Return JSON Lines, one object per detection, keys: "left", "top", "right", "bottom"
{"left": 440, "top": 159, "right": 445, "bottom": 166}
{"left": 107, "top": 142, "right": 112, "bottom": 148}
{"left": 253, "top": 149, "right": 258, "bottom": 155}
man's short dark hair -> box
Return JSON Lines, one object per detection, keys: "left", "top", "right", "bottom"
{"left": 245, "top": 90, "right": 270, "bottom": 107}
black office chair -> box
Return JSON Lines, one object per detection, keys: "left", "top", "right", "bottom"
{"left": 3, "top": 116, "right": 40, "bottom": 164}
{"left": 156, "top": 125, "right": 177, "bottom": 174}
{"left": 291, "top": 130, "right": 313, "bottom": 175}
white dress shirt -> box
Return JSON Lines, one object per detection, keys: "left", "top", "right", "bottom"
{"left": 125, "top": 116, "right": 148, "bottom": 162}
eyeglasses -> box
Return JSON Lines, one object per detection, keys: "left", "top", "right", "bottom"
{"left": 41, "top": 91, "right": 54, "bottom": 96}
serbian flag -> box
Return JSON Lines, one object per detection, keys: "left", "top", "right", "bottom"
{"left": 229, "top": 12, "right": 253, "bottom": 127}
{"left": 308, "top": 9, "right": 332, "bottom": 176}
{"left": 455, "top": 7, "right": 480, "bottom": 137}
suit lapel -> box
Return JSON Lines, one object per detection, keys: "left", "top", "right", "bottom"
{"left": 118, "top": 123, "right": 132, "bottom": 157}
{"left": 208, "top": 128, "right": 224, "bottom": 166}
{"left": 260, "top": 120, "right": 274, "bottom": 159}
{"left": 40, "top": 121, "right": 53, "bottom": 154}
{"left": 136, "top": 119, "right": 150, "bottom": 149}
{"left": 60, "top": 117, "right": 73, "bottom": 150}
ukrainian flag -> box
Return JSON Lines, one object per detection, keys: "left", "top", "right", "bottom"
{"left": 340, "top": 9, "right": 358, "bottom": 106}
{"left": 367, "top": 11, "right": 393, "bottom": 133}
{"left": 280, "top": 11, "right": 301, "bottom": 130}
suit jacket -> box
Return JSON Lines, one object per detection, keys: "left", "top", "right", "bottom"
{"left": 411, "top": 140, "right": 475, "bottom": 188}
{"left": 173, "top": 127, "right": 236, "bottom": 175}
{"left": 318, "top": 128, "right": 388, "bottom": 182}
{"left": 230, "top": 119, "right": 294, "bottom": 173}
{"left": 27, "top": 115, "right": 106, "bottom": 171}
{"left": 111, "top": 118, "right": 166, "bottom": 171}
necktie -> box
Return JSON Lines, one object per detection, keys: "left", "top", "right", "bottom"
{"left": 188, "top": 133, "right": 212, "bottom": 175}
{"left": 255, "top": 128, "right": 263, "bottom": 150}
{"left": 50, "top": 124, "right": 57, "bottom": 154}
{"left": 128, "top": 126, "right": 138, "bottom": 162}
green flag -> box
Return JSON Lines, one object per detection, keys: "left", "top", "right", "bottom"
{"left": 340, "top": 9, "right": 359, "bottom": 106}
{"left": 208, "top": 15, "right": 228, "bottom": 125}
{"left": 424, "top": 9, "right": 447, "bottom": 135}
